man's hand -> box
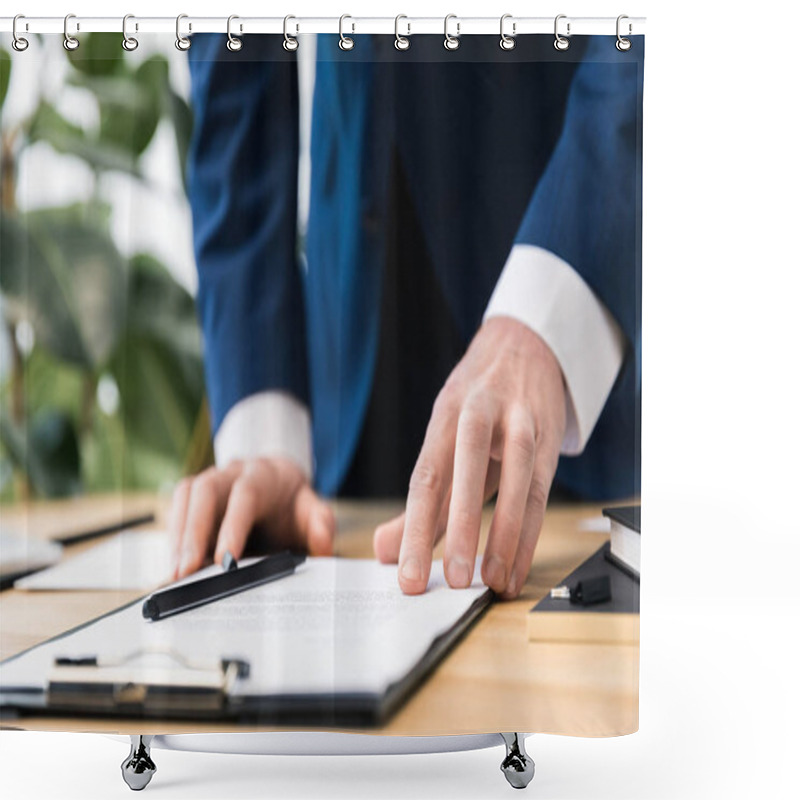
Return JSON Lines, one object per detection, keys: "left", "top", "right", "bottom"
{"left": 169, "top": 457, "right": 335, "bottom": 580}
{"left": 373, "top": 317, "right": 567, "bottom": 599}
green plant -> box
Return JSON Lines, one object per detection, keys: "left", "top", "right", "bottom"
{"left": 0, "top": 35, "right": 211, "bottom": 500}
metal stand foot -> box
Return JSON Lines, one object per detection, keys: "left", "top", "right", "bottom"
{"left": 500, "top": 733, "right": 535, "bottom": 789}
{"left": 121, "top": 735, "right": 156, "bottom": 791}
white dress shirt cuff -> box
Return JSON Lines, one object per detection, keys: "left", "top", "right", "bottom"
{"left": 483, "top": 244, "right": 626, "bottom": 455}
{"left": 214, "top": 391, "right": 313, "bottom": 479}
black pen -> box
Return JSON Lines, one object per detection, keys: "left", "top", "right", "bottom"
{"left": 56, "top": 512, "right": 156, "bottom": 545}
{"left": 142, "top": 550, "right": 305, "bottom": 621}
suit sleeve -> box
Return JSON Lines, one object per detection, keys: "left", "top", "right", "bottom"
{"left": 486, "top": 37, "right": 643, "bottom": 453}
{"left": 187, "top": 36, "right": 309, "bottom": 451}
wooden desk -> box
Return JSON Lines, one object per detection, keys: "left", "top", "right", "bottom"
{"left": 0, "top": 495, "right": 638, "bottom": 738}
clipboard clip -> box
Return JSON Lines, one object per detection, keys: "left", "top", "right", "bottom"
{"left": 48, "top": 647, "right": 249, "bottom": 715}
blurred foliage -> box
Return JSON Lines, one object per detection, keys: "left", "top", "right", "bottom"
{"left": 0, "top": 35, "right": 211, "bottom": 501}
{"left": 0, "top": 50, "right": 10, "bottom": 109}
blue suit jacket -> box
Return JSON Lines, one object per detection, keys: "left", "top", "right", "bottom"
{"left": 187, "top": 35, "right": 643, "bottom": 500}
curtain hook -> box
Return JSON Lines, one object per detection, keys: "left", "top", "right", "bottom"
{"left": 283, "top": 15, "right": 299, "bottom": 51}
{"left": 63, "top": 14, "right": 79, "bottom": 51}
{"left": 554, "top": 14, "right": 570, "bottom": 51}
{"left": 444, "top": 14, "right": 460, "bottom": 51}
{"left": 12, "top": 14, "right": 29, "bottom": 52}
{"left": 339, "top": 14, "right": 355, "bottom": 50}
{"left": 227, "top": 15, "right": 242, "bottom": 51}
{"left": 394, "top": 14, "right": 410, "bottom": 51}
{"left": 616, "top": 15, "right": 632, "bottom": 51}
{"left": 499, "top": 14, "right": 516, "bottom": 51}
{"left": 175, "top": 14, "right": 191, "bottom": 51}
{"left": 122, "top": 14, "right": 139, "bottom": 51}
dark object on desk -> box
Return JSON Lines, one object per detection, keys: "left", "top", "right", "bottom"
{"left": 602, "top": 504, "right": 641, "bottom": 580}
{"left": 528, "top": 543, "right": 639, "bottom": 644}
{"left": 0, "top": 532, "right": 63, "bottom": 591}
{"left": 142, "top": 551, "right": 304, "bottom": 621}
{"left": 549, "top": 575, "right": 613, "bottom": 605}
{"left": 55, "top": 512, "right": 155, "bottom": 545}
{"left": 569, "top": 575, "right": 612, "bottom": 606}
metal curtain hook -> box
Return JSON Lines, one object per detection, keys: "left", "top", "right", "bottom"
{"left": 227, "top": 15, "right": 242, "bottom": 51}
{"left": 444, "top": 14, "right": 460, "bottom": 51}
{"left": 616, "top": 14, "right": 632, "bottom": 51}
{"left": 122, "top": 14, "right": 138, "bottom": 51}
{"left": 554, "top": 14, "right": 570, "bottom": 51}
{"left": 176, "top": 14, "right": 191, "bottom": 51}
{"left": 12, "top": 14, "right": 29, "bottom": 51}
{"left": 63, "top": 13, "right": 79, "bottom": 51}
{"left": 283, "top": 15, "right": 299, "bottom": 51}
{"left": 394, "top": 14, "right": 410, "bottom": 51}
{"left": 339, "top": 14, "right": 354, "bottom": 50}
{"left": 500, "top": 14, "right": 516, "bottom": 51}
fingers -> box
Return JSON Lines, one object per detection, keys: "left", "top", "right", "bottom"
{"left": 174, "top": 465, "right": 239, "bottom": 579}
{"left": 171, "top": 456, "right": 333, "bottom": 584}
{"left": 501, "top": 443, "right": 558, "bottom": 600}
{"left": 396, "top": 392, "right": 496, "bottom": 592}
{"left": 383, "top": 402, "right": 552, "bottom": 599}
{"left": 168, "top": 478, "right": 192, "bottom": 578}
{"left": 292, "top": 484, "right": 335, "bottom": 556}
{"left": 373, "top": 512, "right": 404, "bottom": 563}
{"left": 376, "top": 416, "right": 499, "bottom": 580}
{"left": 374, "top": 486, "right": 452, "bottom": 564}
{"left": 214, "top": 459, "right": 335, "bottom": 562}
{"left": 214, "top": 463, "right": 271, "bottom": 564}
{"left": 482, "top": 407, "right": 536, "bottom": 593}
{"left": 386, "top": 319, "right": 566, "bottom": 597}
{"left": 444, "top": 399, "right": 494, "bottom": 588}
{"left": 398, "top": 398, "right": 458, "bottom": 594}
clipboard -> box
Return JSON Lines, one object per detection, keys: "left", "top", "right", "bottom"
{"left": 0, "top": 559, "right": 492, "bottom": 727}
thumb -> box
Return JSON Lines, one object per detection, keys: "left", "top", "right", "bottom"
{"left": 293, "top": 484, "right": 335, "bottom": 556}
{"left": 373, "top": 512, "right": 405, "bottom": 563}
{"left": 374, "top": 493, "right": 451, "bottom": 564}
{"left": 375, "top": 463, "right": 503, "bottom": 563}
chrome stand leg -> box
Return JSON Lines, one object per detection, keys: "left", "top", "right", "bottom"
{"left": 121, "top": 735, "right": 156, "bottom": 791}
{"left": 500, "top": 733, "right": 535, "bottom": 789}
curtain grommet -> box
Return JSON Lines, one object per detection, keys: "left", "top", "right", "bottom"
{"left": 283, "top": 15, "right": 299, "bottom": 52}
{"left": 444, "top": 14, "right": 460, "bottom": 51}
{"left": 226, "top": 15, "right": 242, "bottom": 52}
{"left": 175, "top": 14, "right": 191, "bottom": 51}
{"left": 499, "top": 14, "right": 516, "bottom": 51}
{"left": 12, "top": 14, "right": 29, "bottom": 51}
{"left": 554, "top": 14, "right": 570, "bottom": 51}
{"left": 616, "top": 15, "right": 632, "bottom": 51}
{"left": 394, "top": 15, "right": 410, "bottom": 51}
{"left": 339, "top": 14, "right": 355, "bottom": 51}
{"left": 63, "top": 13, "right": 80, "bottom": 51}
{"left": 121, "top": 14, "right": 139, "bottom": 51}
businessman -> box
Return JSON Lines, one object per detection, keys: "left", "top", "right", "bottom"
{"left": 170, "top": 34, "right": 643, "bottom": 599}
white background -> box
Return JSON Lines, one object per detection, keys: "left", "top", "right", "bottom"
{"left": 2, "top": 1, "right": 799, "bottom": 798}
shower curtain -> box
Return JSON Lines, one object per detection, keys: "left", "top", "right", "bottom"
{"left": 0, "top": 24, "right": 642, "bottom": 744}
